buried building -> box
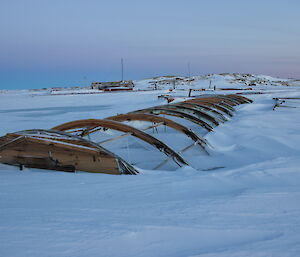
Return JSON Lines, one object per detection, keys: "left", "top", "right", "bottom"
{"left": 0, "top": 94, "right": 252, "bottom": 174}
{"left": 91, "top": 80, "right": 134, "bottom": 90}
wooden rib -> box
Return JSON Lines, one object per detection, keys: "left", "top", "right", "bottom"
{"left": 0, "top": 130, "right": 138, "bottom": 175}
{"left": 185, "top": 99, "right": 233, "bottom": 116}
{"left": 161, "top": 104, "right": 220, "bottom": 126}
{"left": 97, "top": 122, "right": 163, "bottom": 145}
{"left": 0, "top": 94, "right": 252, "bottom": 175}
{"left": 212, "top": 95, "right": 241, "bottom": 105}
{"left": 177, "top": 102, "right": 228, "bottom": 122}
{"left": 134, "top": 108, "right": 214, "bottom": 131}
{"left": 192, "top": 97, "right": 236, "bottom": 110}
{"left": 0, "top": 135, "right": 26, "bottom": 151}
{"left": 52, "top": 119, "right": 189, "bottom": 167}
{"left": 227, "top": 94, "right": 253, "bottom": 103}
{"left": 106, "top": 113, "right": 207, "bottom": 150}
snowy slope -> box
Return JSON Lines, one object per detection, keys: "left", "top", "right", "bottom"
{"left": 133, "top": 73, "right": 299, "bottom": 91}
{"left": 0, "top": 74, "right": 300, "bottom": 256}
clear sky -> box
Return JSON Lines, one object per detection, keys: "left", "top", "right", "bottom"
{"left": 0, "top": 0, "right": 299, "bottom": 89}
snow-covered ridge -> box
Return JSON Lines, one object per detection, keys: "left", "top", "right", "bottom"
{"left": 1, "top": 73, "right": 299, "bottom": 95}
{"left": 134, "top": 73, "right": 299, "bottom": 91}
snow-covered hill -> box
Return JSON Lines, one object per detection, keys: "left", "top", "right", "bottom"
{"left": 133, "top": 73, "right": 298, "bottom": 91}
{"left": 1, "top": 73, "right": 298, "bottom": 95}
{"left": 0, "top": 73, "right": 300, "bottom": 256}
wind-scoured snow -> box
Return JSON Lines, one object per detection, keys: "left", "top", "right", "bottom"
{"left": 0, "top": 73, "right": 300, "bottom": 256}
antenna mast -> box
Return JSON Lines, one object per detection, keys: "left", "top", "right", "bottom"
{"left": 121, "top": 58, "right": 124, "bottom": 82}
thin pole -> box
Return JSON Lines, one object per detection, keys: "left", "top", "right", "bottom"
{"left": 187, "top": 62, "right": 191, "bottom": 86}
{"left": 121, "top": 58, "right": 124, "bottom": 82}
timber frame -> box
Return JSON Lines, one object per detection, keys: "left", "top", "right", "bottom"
{"left": 0, "top": 130, "right": 138, "bottom": 174}
{"left": 135, "top": 108, "right": 214, "bottom": 131}
{"left": 0, "top": 94, "right": 252, "bottom": 174}
{"left": 177, "top": 102, "right": 228, "bottom": 122}
{"left": 186, "top": 99, "right": 234, "bottom": 116}
{"left": 157, "top": 104, "right": 221, "bottom": 126}
{"left": 106, "top": 113, "right": 208, "bottom": 149}
{"left": 52, "top": 119, "right": 189, "bottom": 167}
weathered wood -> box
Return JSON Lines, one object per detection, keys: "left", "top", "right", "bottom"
{"left": 97, "top": 122, "right": 163, "bottom": 145}
{"left": 178, "top": 102, "right": 228, "bottom": 122}
{"left": 135, "top": 108, "right": 214, "bottom": 131}
{"left": 227, "top": 94, "right": 253, "bottom": 103}
{"left": 0, "top": 94, "right": 252, "bottom": 175}
{"left": 107, "top": 113, "right": 207, "bottom": 149}
{"left": 53, "top": 119, "right": 189, "bottom": 167}
{"left": 0, "top": 130, "right": 138, "bottom": 175}
{"left": 160, "top": 104, "right": 220, "bottom": 126}
{"left": 186, "top": 99, "right": 234, "bottom": 116}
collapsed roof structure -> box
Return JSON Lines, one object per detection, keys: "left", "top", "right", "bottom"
{"left": 0, "top": 94, "right": 252, "bottom": 174}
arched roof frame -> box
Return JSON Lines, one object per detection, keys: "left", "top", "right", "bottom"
{"left": 107, "top": 113, "right": 207, "bottom": 150}
{"left": 135, "top": 108, "right": 214, "bottom": 131}
{"left": 185, "top": 99, "right": 233, "bottom": 117}
{"left": 52, "top": 119, "right": 188, "bottom": 167}
{"left": 161, "top": 104, "right": 220, "bottom": 126}
{"left": 227, "top": 94, "right": 253, "bottom": 104}
{"left": 0, "top": 129, "right": 138, "bottom": 175}
{"left": 177, "top": 102, "right": 228, "bottom": 122}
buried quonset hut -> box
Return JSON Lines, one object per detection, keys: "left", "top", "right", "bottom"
{"left": 0, "top": 94, "right": 252, "bottom": 174}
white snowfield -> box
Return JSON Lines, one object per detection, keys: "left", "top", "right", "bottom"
{"left": 0, "top": 74, "right": 300, "bottom": 257}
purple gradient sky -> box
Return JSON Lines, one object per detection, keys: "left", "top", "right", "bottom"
{"left": 0, "top": 0, "right": 299, "bottom": 89}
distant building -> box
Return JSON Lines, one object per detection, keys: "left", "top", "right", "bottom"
{"left": 91, "top": 80, "right": 134, "bottom": 90}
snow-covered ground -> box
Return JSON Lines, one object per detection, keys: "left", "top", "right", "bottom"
{"left": 1, "top": 74, "right": 300, "bottom": 256}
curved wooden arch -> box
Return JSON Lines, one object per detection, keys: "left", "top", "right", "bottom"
{"left": 205, "top": 95, "right": 239, "bottom": 106}
{"left": 185, "top": 99, "right": 233, "bottom": 117}
{"left": 227, "top": 94, "right": 253, "bottom": 104}
{"left": 213, "top": 95, "right": 241, "bottom": 105}
{"left": 194, "top": 97, "right": 237, "bottom": 110}
{"left": 0, "top": 129, "right": 138, "bottom": 175}
{"left": 52, "top": 119, "right": 188, "bottom": 167}
{"left": 163, "top": 104, "right": 220, "bottom": 126}
{"left": 177, "top": 102, "right": 228, "bottom": 122}
{"left": 135, "top": 108, "right": 214, "bottom": 131}
{"left": 106, "top": 113, "right": 207, "bottom": 150}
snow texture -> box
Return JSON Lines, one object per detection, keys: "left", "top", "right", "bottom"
{"left": 0, "top": 73, "right": 300, "bottom": 256}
